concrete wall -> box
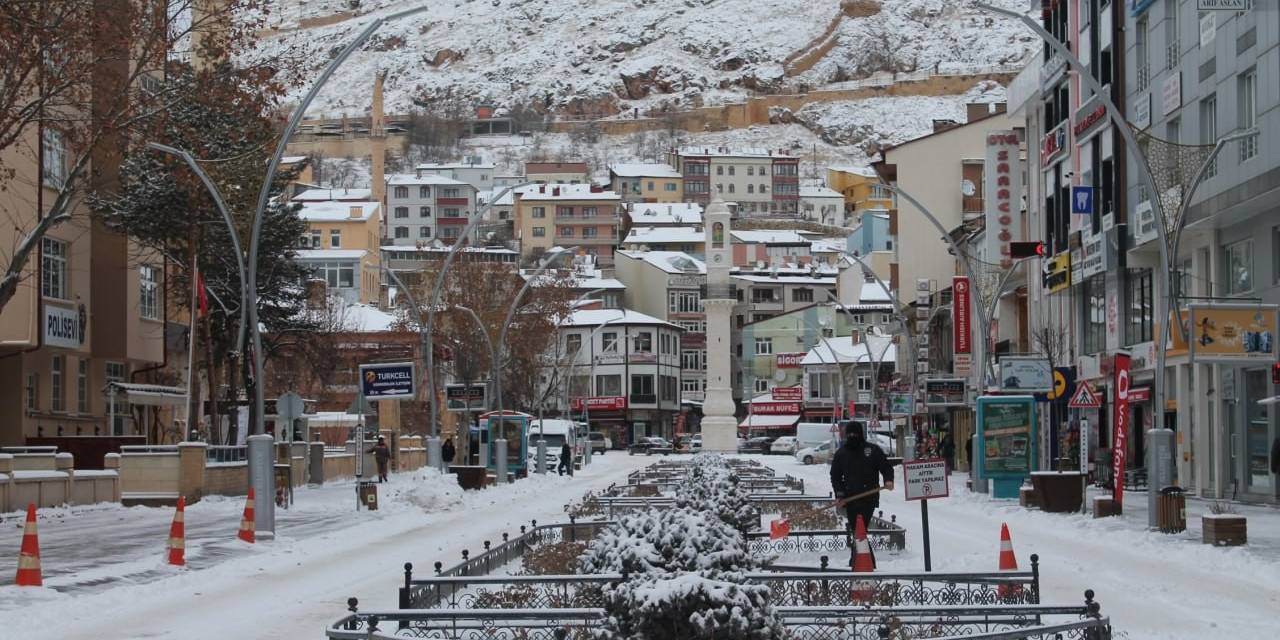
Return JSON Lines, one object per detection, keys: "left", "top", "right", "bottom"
{"left": 0, "top": 452, "right": 120, "bottom": 513}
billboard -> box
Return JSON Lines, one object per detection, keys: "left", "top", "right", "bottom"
{"left": 775, "top": 352, "right": 805, "bottom": 369}
{"left": 570, "top": 396, "right": 628, "bottom": 412}
{"left": 1170, "top": 304, "right": 1279, "bottom": 362}
{"left": 887, "top": 393, "right": 914, "bottom": 416}
{"left": 358, "top": 362, "right": 416, "bottom": 400}
{"left": 976, "top": 395, "right": 1037, "bottom": 478}
{"left": 771, "top": 386, "right": 803, "bottom": 401}
{"left": 953, "top": 276, "right": 971, "bottom": 355}
{"left": 998, "top": 356, "right": 1054, "bottom": 392}
{"left": 445, "top": 384, "right": 487, "bottom": 412}
{"left": 924, "top": 379, "right": 967, "bottom": 406}
{"left": 984, "top": 130, "right": 1023, "bottom": 269}
{"left": 751, "top": 401, "right": 801, "bottom": 415}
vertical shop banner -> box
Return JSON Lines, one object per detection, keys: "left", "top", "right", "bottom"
{"left": 984, "top": 130, "right": 1023, "bottom": 269}
{"left": 1111, "top": 351, "right": 1131, "bottom": 507}
{"left": 953, "top": 276, "right": 971, "bottom": 354}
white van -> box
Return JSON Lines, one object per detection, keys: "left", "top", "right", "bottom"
{"left": 528, "top": 419, "right": 584, "bottom": 467}
{"left": 795, "top": 422, "right": 839, "bottom": 450}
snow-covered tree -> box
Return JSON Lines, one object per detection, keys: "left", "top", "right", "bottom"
{"left": 598, "top": 573, "right": 786, "bottom": 640}
{"left": 675, "top": 456, "right": 758, "bottom": 534}
{"left": 579, "top": 507, "right": 755, "bottom": 577}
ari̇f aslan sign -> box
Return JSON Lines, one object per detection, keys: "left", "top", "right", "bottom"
{"left": 984, "top": 130, "right": 1023, "bottom": 269}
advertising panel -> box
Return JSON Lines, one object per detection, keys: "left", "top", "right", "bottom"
{"left": 924, "top": 379, "right": 967, "bottom": 406}
{"left": 358, "top": 362, "right": 416, "bottom": 400}
{"left": 977, "top": 396, "right": 1036, "bottom": 477}
{"left": 998, "top": 356, "right": 1054, "bottom": 392}
{"left": 953, "top": 276, "right": 971, "bottom": 355}
{"left": 984, "top": 131, "right": 1023, "bottom": 269}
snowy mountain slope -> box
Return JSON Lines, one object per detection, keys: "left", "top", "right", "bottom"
{"left": 246, "top": 0, "right": 1033, "bottom": 118}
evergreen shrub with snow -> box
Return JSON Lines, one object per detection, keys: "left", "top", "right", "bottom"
{"left": 599, "top": 572, "right": 786, "bottom": 640}
{"left": 674, "top": 455, "right": 758, "bottom": 533}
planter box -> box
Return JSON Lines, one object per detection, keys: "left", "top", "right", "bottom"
{"left": 1202, "top": 514, "right": 1247, "bottom": 546}
{"left": 1019, "top": 486, "right": 1039, "bottom": 509}
{"left": 1030, "top": 471, "right": 1085, "bottom": 513}
{"left": 1092, "top": 496, "right": 1119, "bottom": 518}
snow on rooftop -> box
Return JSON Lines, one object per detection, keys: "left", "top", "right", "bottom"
{"left": 343, "top": 304, "right": 397, "bottom": 332}
{"left": 563, "top": 308, "right": 679, "bottom": 329}
{"left": 618, "top": 250, "right": 707, "bottom": 275}
{"left": 415, "top": 161, "right": 496, "bottom": 170}
{"left": 627, "top": 202, "right": 703, "bottom": 225}
{"left": 623, "top": 226, "right": 703, "bottom": 245}
{"left": 801, "top": 334, "right": 897, "bottom": 366}
{"left": 296, "top": 201, "right": 380, "bottom": 222}
{"left": 733, "top": 273, "right": 836, "bottom": 285}
{"left": 386, "top": 173, "right": 471, "bottom": 186}
{"left": 609, "top": 163, "right": 681, "bottom": 178}
{"left": 293, "top": 188, "right": 373, "bottom": 202}
{"left": 800, "top": 185, "right": 843, "bottom": 198}
{"left": 295, "top": 249, "right": 368, "bottom": 260}
{"left": 517, "top": 184, "right": 620, "bottom": 201}
{"left": 730, "top": 230, "right": 809, "bottom": 245}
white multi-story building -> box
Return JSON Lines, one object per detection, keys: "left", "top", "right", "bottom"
{"left": 799, "top": 185, "right": 846, "bottom": 227}
{"left": 385, "top": 173, "right": 478, "bottom": 245}
{"left": 415, "top": 161, "right": 495, "bottom": 193}
{"left": 613, "top": 250, "right": 708, "bottom": 404}
{"left": 665, "top": 147, "right": 801, "bottom": 216}
{"left": 547, "top": 309, "right": 684, "bottom": 446}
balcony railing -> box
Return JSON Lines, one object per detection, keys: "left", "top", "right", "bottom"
{"left": 1136, "top": 63, "right": 1150, "bottom": 91}
{"left": 1166, "top": 41, "right": 1179, "bottom": 69}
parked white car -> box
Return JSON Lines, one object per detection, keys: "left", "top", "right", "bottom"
{"left": 770, "top": 436, "right": 798, "bottom": 455}
{"left": 795, "top": 441, "right": 835, "bottom": 465}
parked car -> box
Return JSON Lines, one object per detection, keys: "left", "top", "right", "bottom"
{"left": 690, "top": 437, "right": 702, "bottom": 453}
{"left": 770, "top": 436, "right": 798, "bottom": 455}
{"left": 587, "top": 432, "right": 612, "bottom": 454}
{"left": 737, "top": 436, "right": 774, "bottom": 454}
{"left": 629, "top": 436, "right": 673, "bottom": 455}
{"left": 795, "top": 441, "right": 835, "bottom": 465}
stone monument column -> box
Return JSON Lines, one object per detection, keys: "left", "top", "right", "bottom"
{"left": 700, "top": 197, "right": 738, "bottom": 453}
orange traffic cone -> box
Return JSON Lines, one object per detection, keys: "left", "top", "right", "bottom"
{"left": 849, "top": 514, "right": 875, "bottom": 602}
{"left": 236, "top": 488, "right": 255, "bottom": 544}
{"left": 167, "top": 496, "right": 186, "bottom": 566}
{"left": 15, "top": 503, "right": 42, "bottom": 587}
{"left": 997, "top": 522, "right": 1023, "bottom": 601}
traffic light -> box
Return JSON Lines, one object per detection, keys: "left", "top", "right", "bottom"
{"left": 1272, "top": 362, "right": 1280, "bottom": 385}
{"left": 1010, "top": 241, "right": 1046, "bottom": 259}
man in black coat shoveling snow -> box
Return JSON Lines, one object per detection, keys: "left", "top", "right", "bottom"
{"left": 830, "top": 420, "right": 895, "bottom": 568}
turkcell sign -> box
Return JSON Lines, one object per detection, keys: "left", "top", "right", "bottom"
{"left": 359, "top": 362, "right": 416, "bottom": 400}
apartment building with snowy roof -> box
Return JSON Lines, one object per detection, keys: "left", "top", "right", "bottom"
{"left": 664, "top": 147, "right": 800, "bottom": 216}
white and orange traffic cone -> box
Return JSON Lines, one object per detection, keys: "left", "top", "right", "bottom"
{"left": 997, "top": 522, "right": 1023, "bottom": 601}
{"left": 236, "top": 488, "right": 255, "bottom": 544}
{"left": 15, "top": 503, "right": 42, "bottom": 587}
{"left": 167, "top": 496, "right": 186, "bottom": 566}
{"left": 849, "top": 514, "right": 875, "bottom": 602}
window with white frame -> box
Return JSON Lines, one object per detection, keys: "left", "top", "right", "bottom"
{"left": 560, "top": 227, "right": 574, "bottom": 237}
{"left": 668, "top": 290, "right": 701, "bottom": 314}
{"left": 633, "top": 331, "right": 652, "bottom": 353}
{"left": 395, "top": 206, "right": 409, "bottom": 219}
{"left": 582, "top": 206, "right": 597, "bottom": 218}
{"left": 532, "top": 227, "right": 546, "bottom": 237}
{"left": 532, "top": 206, "right": 546, "bottom": 218}
{"left": 77, "top": 358, "right": 89, "bottom": 413}
{"left": 419, "top": 186, "right": 430, "bottom": 198}
{"left": 857, "top": 375, "right": 872, "bottom": 392}
{"left": 419, "top": 206, "right": 431, "bottom": 217}
{"left": 596, "top": 374, "right": 622, "bottom": 396}
{"left": 565, "top": 333, "right": 582, "bottom": 354}
{"left": 394, "top": 186, "right": 408, "bottom": 198}
{"left": 754, "top": 337, "right": 773, "bottom": 355}
{"left": 42, "top": 128, "right": 67, "bottom": 187}
{"left": 330, "top": 230, "right": 341, "bottom": 247}
{"left": 582, "top": 227, "right": 598, "bottom": 238}
{"left": 50, "top": 354, "right": 65, "bottom": 412}
{"left": 682, "top": 378, "right": 702, "bottom": 393}
{"left": 602, "top": 331, "right": 618, "bottom": 352}
{"left": 808, "top": 371, "right": 834, "bottom": 399}
{"left": 419, "top": 227, "right": 431, "bottom": 238}
{"left": 313, "top": 262, "right": 355, "bottom": 288}
{"left": 1238, "top": 68, "right": 1258, "bottom": 161}
{"left": 1200, "top": 95, "right": 1218, "bottom": 177}
{"left": 41, "top": 237, "right": 67, "bottom": 299}
{"left": 26, "top": 372, "right": 37, "bottom": 411}
{"left": 394, "top": 226, "right": 409, "bottom": 239}
{"left": 309, "top": 230, "right": 321, "bottom": 248}
{"left": 754, "top": 378, "right": 770, "bottom": 393}
{"left": 1224, "top": 238, "right": 1253, "bottom": 294}
{"left": 440, "top": 226, "right": 460, "bottom": 239}
{"left": 139, "top": 264, "right": 159, "bottom": 320}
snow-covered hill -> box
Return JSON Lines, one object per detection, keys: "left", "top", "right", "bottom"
{"left": 246, "top": 0, "right": 1034, "bottom": 118}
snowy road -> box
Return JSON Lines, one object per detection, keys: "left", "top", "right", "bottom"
{"left": 0, "top": 452, "right": 654, "bottom": 640}
{"left": 756, "top": 454, "right": 1280, "bottom": 640}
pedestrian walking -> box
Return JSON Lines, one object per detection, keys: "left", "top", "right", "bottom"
{"left": 368, "top": 437, "right": 391, "bottom": 483}
{"left": 1271, "top": 435, "right": 1280, "bottom": 479}
{"left": 442, "top": 438, "right": 456, "bottom": 464}
{"left": 940, "top": 430, "right": 956, "bottom": 471}
{"left": 558, "top": 442, "right": 573, "bottom": 476}
{"left": 830, "top": 421, "right": 894, "bottom": 568}
{"left": 965, "top": 436, "right": 974, "bottom": 472}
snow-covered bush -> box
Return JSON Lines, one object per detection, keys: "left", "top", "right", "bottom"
{"left": 578, "top": 507, "right": 754, "bottom": 576}
{"left": 597, "top": 572, "right": 786, "bottom": 640}
{"left": 674, "top": 456, "right": 758, "bottom": 533}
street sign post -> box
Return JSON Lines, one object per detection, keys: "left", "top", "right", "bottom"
{"left": 276, "top": 391, "right": 305, "bottom": 441}
{"left": 903, "top": 458, "right": 950, "bottom": 571}
{"left": 1068, "top": 381, "right": 1102, "bottom": 408}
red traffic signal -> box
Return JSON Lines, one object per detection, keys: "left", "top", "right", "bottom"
{"left": 1272, "top": 362, "right": 1280, "bottom": 385}
{"left": 1010, "top": 241, "right": 1046, "bottom": 259}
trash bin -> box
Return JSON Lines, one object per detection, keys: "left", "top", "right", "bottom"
{"left": 358, "top": 480, "right": 378, "bottom": 511}
{"left": 1156, "top": 486, "right": 1186, "bottom": 533}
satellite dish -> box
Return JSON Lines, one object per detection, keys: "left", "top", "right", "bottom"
{"left": 774, "top": 369, "right": 787, "bottom": 382}
{"left": 961, "top": 180, "right": 976, "bottom": 197}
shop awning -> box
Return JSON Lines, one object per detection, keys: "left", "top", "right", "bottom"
{"left": 738, "top": 414, "right": 800, "bottom": 429}
{"left": 104, "top": 382, "right": 188, "bottom": 407}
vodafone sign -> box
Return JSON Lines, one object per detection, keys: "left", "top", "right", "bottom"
{"left": 953, "top": 276, "right": 971, "bottom": 355}
{"left": 1111, "top": 352, "right": 1131, "bottom": 507}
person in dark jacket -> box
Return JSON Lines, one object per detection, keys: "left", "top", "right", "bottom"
{"left": 1271, "top": 436, "right": 1280, "bottom": 478}
{"left": 830, "top": 421, "right": 895, "bottom": 568}
{"left": 441, "top": 438, "right": 456, "bottom": 464}
{"left": 940, "top": 430, "right": 956, "bottom": 471}
{"left": 368, "top": 437, "right": 392, "bottom": 482}
{"left": 558, "top": 443, "right": 573, "bottom": 476}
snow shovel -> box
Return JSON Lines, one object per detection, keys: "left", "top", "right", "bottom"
{"left": 769, "top": 486, "right": 884, "bottom": 540}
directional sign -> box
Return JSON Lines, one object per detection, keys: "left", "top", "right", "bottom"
{"left": 1071, "top": 186, "right": 1093, "bottom": 215}
{"left": 903, "top": 458, "right": 950, "bottom": 501}
{"left": 1068, "top": 380, "right": 1102, "bottom": 409}
{"left": 359, "top": 362, "right": 416, "bottom": 400}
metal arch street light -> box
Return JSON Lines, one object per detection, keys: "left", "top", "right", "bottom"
{"left": 241, "top": 6, "right": 426, "bottom": 537}
{"left": 798, "top": 314, "right": 847, "bottom": 451}
{"left": 492, "top": 246, "right": 579, "bottom": 421}
{"left": 379, "top": 264, "right": 447, "bottom": 469}
{"left": 973, "top": 0, "right": 1221, "bottom": 526}
{"left": 822, "top": 250, "right": 918, "bottom": 391}
{"left": 981, "top": 257, "right": 1034, "bottom": 389}
{"left": 877, "top": 182, "right": 998, "bottom": 385}
{"left": 455, "top": 305, "right": 503, "bottom": 481}
{"left": 424, "top": 181, "right": 539, "bottom": 442}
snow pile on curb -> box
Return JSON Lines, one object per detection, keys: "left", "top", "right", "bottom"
{"left": 384, "top": 468, "right": 465, "bottom": 512}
